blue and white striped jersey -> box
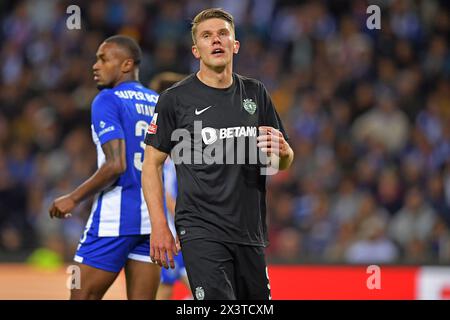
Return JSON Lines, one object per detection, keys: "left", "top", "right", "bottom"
{"left": 163, "top": 158, "right": 177, "bottom": 200}
{"left": 163, "top": 158, "right": 178, "bottom": 236}
{"left": 85, "top": 81, "right": 158, "bottom": 237}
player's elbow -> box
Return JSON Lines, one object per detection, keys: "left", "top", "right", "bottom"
{"left": 107, "top": 159, "right": 127, "bottom": 177}
{"left": 114, "top": 160, "right": 127, "bottom": 175}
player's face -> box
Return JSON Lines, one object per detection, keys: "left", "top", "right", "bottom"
{"left": 192, "top": 18, "right": 240, "bottom": 71}
{"left": 92, "top": 42, "right": 126, "bottom": 89}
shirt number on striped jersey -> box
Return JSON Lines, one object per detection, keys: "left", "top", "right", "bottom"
{"left": 134, "top": 120, "right": 148, "bottom": 171}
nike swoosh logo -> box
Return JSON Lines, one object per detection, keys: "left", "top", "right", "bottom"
{"left": 195, "top": 106, "right": 213, "bottom": 115}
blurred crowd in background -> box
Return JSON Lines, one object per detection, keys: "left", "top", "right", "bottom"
{"left": 0, "top": 0, "right": 449, "bottom": 266}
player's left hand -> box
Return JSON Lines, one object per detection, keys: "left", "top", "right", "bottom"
{"left": 257, "top": 126, "right": 289, "bottom": 158}
{"left": 49, "top": 194, "right": 76, "bottom": 219}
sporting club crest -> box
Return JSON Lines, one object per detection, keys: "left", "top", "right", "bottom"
{"left": 243, "top": 98, "right": 257, "bottom": 115}
{"left": 195, "top": 286, "right": 205, "bottom": 300}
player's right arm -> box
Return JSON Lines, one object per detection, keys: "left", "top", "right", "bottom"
{"left": 49, "top": 139, "right": 126, "bottom": 218}
{"left": 49, "top": 91, "right": 126, "bottom": 219}
{"left": 142, "top": 145, "right": 177, "bottom": 269}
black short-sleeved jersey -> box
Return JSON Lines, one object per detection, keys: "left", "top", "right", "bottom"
{"left": 144, "top": 73, "right": 288, "bottom": 247}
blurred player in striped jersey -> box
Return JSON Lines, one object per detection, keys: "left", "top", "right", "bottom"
{"left": 49, "top": 35, "right": 160, "bottom": 299}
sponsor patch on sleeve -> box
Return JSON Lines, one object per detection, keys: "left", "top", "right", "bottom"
{"left": 147, "top": 113, "right": 158, "bottom": 134}
{"left": 98, "top": 120, "right": 115, "bottom": 137}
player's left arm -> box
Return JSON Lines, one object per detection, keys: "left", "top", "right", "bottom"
{"left": 257, "top": 126, "right": 294, "bottom": 170}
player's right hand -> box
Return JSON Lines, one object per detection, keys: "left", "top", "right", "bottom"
{"left": 48, "top": 194, "right": 76, "bottom": 219}
{"left": 150, "top": 226, "right": 177, "bottom": 269}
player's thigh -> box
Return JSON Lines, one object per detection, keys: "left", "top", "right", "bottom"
{"left": 73, "top": 234, "right": 149, "bottom": 299}
{"left": 124, "top": 259, "right": 160, "bottom": 299}
{"left": 181, "top": 239, "right": 236, "bottom": 300}
{"left": 72, "top": 234, "right": 136, "bottom": 299}
{"left": 70, "top": 262, "right": 119, "bottom": 300}
{"left": 124, "top": 235, "right": 160, "bottom": 300}
{"left": 235, "top": 245, "right": 271, "bottom": 300}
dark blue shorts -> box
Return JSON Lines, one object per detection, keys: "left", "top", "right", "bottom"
{"left": 74, "top": 233, "right": 153, "bottom": 273}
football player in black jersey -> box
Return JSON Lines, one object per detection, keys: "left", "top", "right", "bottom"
{"left": 142, "top": 8, "right": 294, "bottom": 300}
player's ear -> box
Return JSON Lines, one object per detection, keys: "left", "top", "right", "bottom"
{"left": 192, "top": 45, "right": 201, "bottom": 59}
{"left": 233, "top": 40, "right": 240, "bottom": 54}
{"left": 121, "top": 58, "right": 133, "bottom": 73}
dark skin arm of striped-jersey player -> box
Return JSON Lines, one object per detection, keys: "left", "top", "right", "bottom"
{"left": 141, "top": 145, "right": 178, "bottom": 269}
{"left": 49, "top": 139, "right": 126, "bottom": 219}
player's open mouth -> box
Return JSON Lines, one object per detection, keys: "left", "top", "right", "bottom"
{"left": 211, "top": 48, "right": 225, "bottom": 56}
{"left": 93, "top": 74, "right": 100, "bottom": 81}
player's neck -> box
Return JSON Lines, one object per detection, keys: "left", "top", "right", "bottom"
{"left": 114, "top": 71, "right": 139, "bottom": 87}
{"left": 197, "top": 65, "right": 233, "bottom": 89}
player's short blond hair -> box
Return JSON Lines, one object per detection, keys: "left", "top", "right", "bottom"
{"left": 191, "top": 8, "right": 235, "bottom": 44}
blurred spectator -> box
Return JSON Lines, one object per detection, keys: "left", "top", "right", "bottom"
{"left": 330, "top": 177, "right": 363, "bottom": 224}
{"left": 389, "top": 187, "right": 437, "bottom": 260}
{"left": 345, "top": 215, "right": 398, "bottom": 264}
{"left": 325, "top": 221, "right": 356, "bottom": 263}
{"left": 271, "top": 228, "right": 302, "bottom": 263}
{"left": 429, "top": 219, "right": 450, "bottom": 263}
{"left": 416, "top": 94, "right": 445, "bottom": 146}
{"left": 351, "top": 89, "right": 410, "bottom": 155}
{"left": 376, "top": 168, "right": 404, "bottom": 215}
{"left": 299, "top": 193, "right": 336, "bottom": 260}
{"left": 426, "top": 173, "right": 450, "bottom": 228}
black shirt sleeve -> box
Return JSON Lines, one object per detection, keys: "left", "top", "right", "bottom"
{"left": 260, "top": 83, "right": 289, "bottom": 141}
{"left": 144, "top": 90, "right": 177, "bottom": 154}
